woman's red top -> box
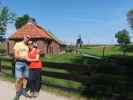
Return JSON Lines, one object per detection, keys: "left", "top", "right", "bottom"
{"left": 28, "top": 48, "right": 42, "bottom": 69}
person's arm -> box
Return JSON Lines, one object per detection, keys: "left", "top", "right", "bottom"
{"left": 13, "top": 43, "right": 21, "bottom": 59}
{"left": 26, "top": 48, "right": 40, "bottom": 61}
{"left": 14, "top": 49, "right": 20, "bottom": 59}
{"left": 27, "top": 54, "right": 39, "bottom": 61}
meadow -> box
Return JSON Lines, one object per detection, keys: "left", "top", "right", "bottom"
{"left": 78, "top": 45, "right": 133, "bottom": 57}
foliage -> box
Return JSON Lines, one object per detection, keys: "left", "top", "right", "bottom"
{"left": 115, "top": 29, "right": 130, "bottom": 45}
{"left": 65, "top": 47, "right": 75, "bottom": 53}
{"left": 127, "top": 9, "right": 133, "bottom": 30}
{"left": 115, "top": 29, "right": 131, "bottom": 55}
{"left": 0, "top": 43, "right": 6, "bottom": 54}
{"left": 0, "top": 4, "right": 15, "bottom": 35}
{"left": 15, "top": 14, "right": 36, "bottom": 29}
{"left": 15, "top": 14, "right": 29, "bottom": 29}
{"left": 0, "top": 48, "right": 6, "bottom": 53}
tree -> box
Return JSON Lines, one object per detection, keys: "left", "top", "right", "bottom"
{"left": 0, "top": 4, "right": 15, "bottom": 35}
{"left": 115, "top": 29, "right": 130, "bottom": 45}
{"left": 127, "top": 9, "right": 133, "bottom": 30}
{"left": 115, "top": 29, "right": 131, "bottom": 55}
{"left": 15, "top": 14, "right": 29, "bottom": 29}
{"left": 15, "top": 14, "right": 36, "bottom": 29}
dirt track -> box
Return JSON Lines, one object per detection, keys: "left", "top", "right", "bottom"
{"left": 0, "top": 80, "right": 70, "bottom": 100}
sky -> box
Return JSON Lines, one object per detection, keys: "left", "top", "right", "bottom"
{"left": 2, "top": 0, "right": 133, "bottom": 44}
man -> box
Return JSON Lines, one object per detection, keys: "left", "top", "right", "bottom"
{"left": 13, "top": 35, "right": 31, "bottom": 100}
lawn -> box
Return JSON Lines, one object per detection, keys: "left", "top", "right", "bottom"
{"left": 78, "top": 45, "right": 133, "bottom": 57}
{"left": 43, "top": 53, "right": 81, "bottom": 63}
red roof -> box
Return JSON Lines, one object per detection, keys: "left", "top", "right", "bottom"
{"left": 9, "top": 21, "right": 52, "bottom": 39}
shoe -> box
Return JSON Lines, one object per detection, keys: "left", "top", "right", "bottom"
{"left": 22, "top": 89, "right": 31, "bottom": 98}
{"left": 29, "top": 92, "right": 34, "bottom": 97}
{"left": 13, "top": 94, "right": 20, "bottom": 100}
{"left": 13, "top": 91, "right": 21, "bottom": 100}
{"left": 33, "top": 92, "right": 39, "bottom": 97}
{"left": 13, "top": 95, "right": 20, "bottom": 100}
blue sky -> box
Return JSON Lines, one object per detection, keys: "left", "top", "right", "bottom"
{"left": 2, "top": 0, "right": 133, "bottom": 44}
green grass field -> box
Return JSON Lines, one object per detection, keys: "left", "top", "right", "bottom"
{"left": 43, "top": 52, "right": 98, "bottom": 64}
{"left": 78, "top": 45, "right": 133, "bottom": 57}
{"left": 43, "top": 53, "right": 81, "bottom": 63}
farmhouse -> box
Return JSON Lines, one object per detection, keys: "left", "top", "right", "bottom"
{"left": 7, "top": 19, "right": 65, "bottom": 56}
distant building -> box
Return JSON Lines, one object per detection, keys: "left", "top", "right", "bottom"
{"left": 7, "top": 19, "right": 65, "bottom": 56}
{"left": 76, "top": 35, "right": 83, "bottom": 47}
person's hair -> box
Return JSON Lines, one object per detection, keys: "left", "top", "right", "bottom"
{"left": 33, "top": 42, "right": 38, "bottom": 48}
{"left": 24, "top": 35, "right": 31, "bottom": 39}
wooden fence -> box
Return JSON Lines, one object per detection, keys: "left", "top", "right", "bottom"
{"left": 0, "top": 56, "right": 92, "bottom": 82}
{"left": 0, "top": 56, "right": 130, "bottom": 99}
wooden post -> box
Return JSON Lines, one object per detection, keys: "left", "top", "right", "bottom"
{"left": 0, "top": 58, "right": 1, "bottom": 72}
{"left": 7, "top": 41, "right": 9, "bottom": 55}
{"left": 12, "top": 58, "right": 15, "bottom": 77}
{"left": 102, "top": 46, "right": 106, "bottom": 58}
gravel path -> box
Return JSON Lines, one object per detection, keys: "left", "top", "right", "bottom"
{"left": 0, "top": 80, "right": 70, "bottom": 100}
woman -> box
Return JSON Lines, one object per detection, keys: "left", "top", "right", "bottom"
{"left": 27, "top": 41, "right": 42, "bottom": 97}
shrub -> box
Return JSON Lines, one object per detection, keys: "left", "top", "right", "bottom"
{"left": 0, "top": 44, "right": 6, "bottom": 54}
{"left": 0, "top": 48, "right": 6, "bottom": 53}
{"left": 65, "top": 47, "right": 75, "bottom": 53}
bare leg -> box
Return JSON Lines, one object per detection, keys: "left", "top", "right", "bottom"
{"left": 16, "top": 79, "right": 23, "bottom": 89}
{"left": 21, "top": 78, "right": 30, "bottom": 97}
{"left": 14, "top": 79, "right": 23, "bottom": 100}
{"left": 22, "top": 78, "right": 27, "bottom": 89}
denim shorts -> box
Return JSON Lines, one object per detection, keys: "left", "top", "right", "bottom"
{"left": 15, "top": 61, "right": 29, "bottom": 80}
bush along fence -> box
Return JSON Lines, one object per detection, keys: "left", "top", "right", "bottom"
{"left": 0, "top": 56, "right": 130, "bottom": 99}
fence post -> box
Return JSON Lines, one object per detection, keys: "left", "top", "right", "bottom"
{"left": 102, "top": 46, "right": 106, "bottom": 58}
{"left": 0, "top": 58, "right": 1, "bottom": 72}
{"left": 12, "top": 58, "right": 15, "bottom": 77}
